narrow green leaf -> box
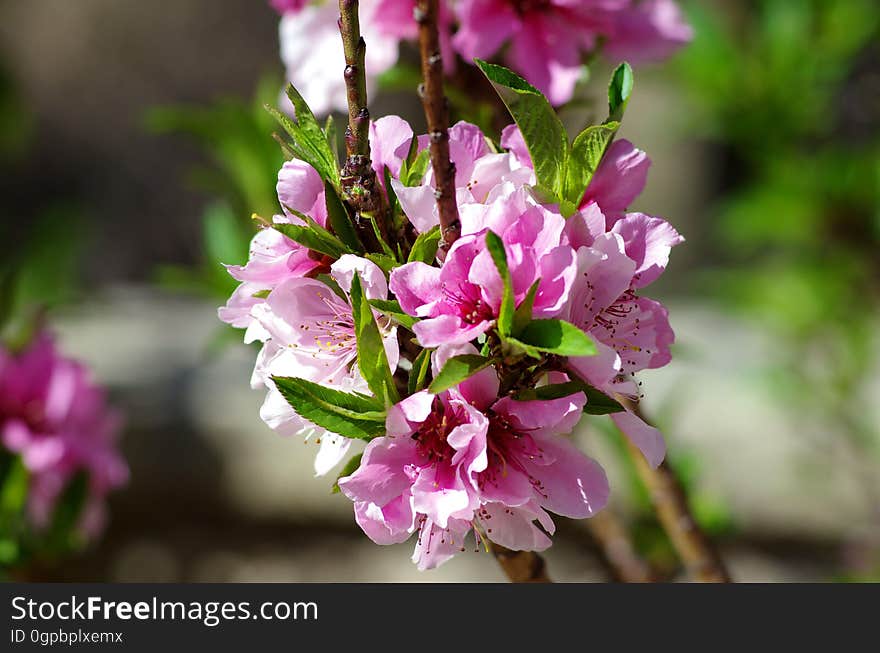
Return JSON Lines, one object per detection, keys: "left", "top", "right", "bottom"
{"left": 251, "top": 289, "right": 271, "bottom": 299}
{"left": 272, "top": 376, "right": 387, "bottom": 440}
{"left": 408, "top": 348, "right": 433, "bottom": 395}
{"left": 514, "top": 379, "right": 624, "bottom": 414}
{"left": 512, "top": 279, "right": 540, "bottom": 335}
{"left": 429, "top": 354, "right": 493, "bottom": 394}
{"left": 475, "top": 59, "right": 568, "bottom": 201}
{"left": 324, "top": 114, "right": 339, "bottom": 168}
{"left": 398, "top": 134, "right": 420, "bottom": 182}
{"left": 331, "top": 453, "right": 363, "bottom": 494}
{"left": 581, "top": 385, "right": 625, "bottom": 415}
{"left": 350, "top": 274, "right": 400, "bottom": 406}
{"left": 324, "top": 182, "right": 364, "bottom": 253}
{"left": 47, "top": 471, "right": 88, "bottom": 550}
{"left": 515, "top": 381, "right": 585, "bottom": 401}
{"left": 284, "top": 84, "right": 339, "bottom": 185}
{"left": 0, "top": 454, "right": 28, "bottom": 524}
{"left": 365, "top": 253, "right": 399, "bottom": 275}
{"left": 265, "top": 99, "right": 338, "bottom": 187}
{"left": 407, "top": 225, "right": 441, "bottom": 264}
{"left": 369, "top": 298, "right": 417, "bottom": 329}
{"left": 272, "top": 222, "right": 349, "bottom": 260}
{"left": 486, "top": 230, "right": 514, "bottom": 337}
{"left": 404, "top": 149, "right": 431, "bottom": 187}
{"left": 608, "top": 62, "right": 634, "bottom": 123}
{"left": 384, "top": 165, "right": 400, "bottom": 225}
{"left": 565, "top": 122, "right": 620, "bottom": 210}
{"left": 514, "top": 319, "right": 597, "bottom": 357}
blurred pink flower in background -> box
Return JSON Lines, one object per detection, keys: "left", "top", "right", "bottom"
{"left": 0, "top": 332, "right": 128, "bottom": 537}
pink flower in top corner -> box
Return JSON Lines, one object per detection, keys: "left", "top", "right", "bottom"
{"left": 452, "top": 0, "right": 616, "bottom": 105}
{"left": 390, "top": 189, "right": 575, "bottom": 348}
{"left": 278, "top": 1, "right": 401, "bottom": 116}
{"left": 452, "top": 0, "right": 691, "bottom": 105}
{"left": 0, "top": 332, "right": 128, "bottom": 537}
{"left": 338, "top": 343, "right": 607, "bottom": 569}
{"left": 604, "top": 0, "right": 694, "bottom": 65}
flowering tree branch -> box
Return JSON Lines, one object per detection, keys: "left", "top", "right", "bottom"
{"left": 619, "top": 399, "right": 732, "bottom": 583}
{"left": 415, "top": 0, "right": 460, "bottom": 253}
{"left": 337, "top": 0, "right": 383, "bottom": 225}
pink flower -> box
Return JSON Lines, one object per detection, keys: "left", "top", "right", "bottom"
{"left": 338, "top": 344, "right": 607, "bottom": 569}
{"left": 278, "top": 1, "right": 402, "bottom": 116}
{"left": 249, "top": 255, "right": 399, "bottom": 476}
{"left": 390, "top": 190, "right": 576, "bottom": 347}
{"left": 452, "top": 0, "right": 691, "bottom": 105}
{"left": 0, "top": 332, "right": 128, "bottom": 537}
{"left": 562, "top": 206, "right": 683, "bottom": 466}
{"left": 392, "top": 121, "right": 534, "bottom": 234}
{"left": 580, "top": 139, "right": 651, "bottom": 225}
{"left": 604, "top": 0, "right": 694, "bottom": 65}
{"left": 218, "top": 159, "right": 331, "bottom": 341}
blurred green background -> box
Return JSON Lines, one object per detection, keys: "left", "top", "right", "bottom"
{"left": 0, "top": 0, "right": 877, "bottom": 581}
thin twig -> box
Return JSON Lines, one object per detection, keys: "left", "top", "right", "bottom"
{"left": 586, "top": 510, "right": 657, "bottom": 582}
{"left": 415, "top": 0, "right": 460, "bottom": 253}
{"left": 489, "top": 543, "right": 552, "bottom": 583}
{"left": 337, "top": 0, "right": 383, "bottom": 220}
{"left": 620, "top": 398, "right": 732, "bottom": 582}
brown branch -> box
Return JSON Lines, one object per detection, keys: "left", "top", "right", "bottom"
{"left": 619, "top": 398, "right": 732, "bottom": 583}
{"left": 586, "top": 510, "right": 657, "bottom": 582}
{"left": 415, "top": 0, "right": 460, "bottom": 254}
{"left": 489, "top": 543, "right": 551, "bottom": 583}
{"left": 337, "top": 0, "right": 383, "bottom": 221}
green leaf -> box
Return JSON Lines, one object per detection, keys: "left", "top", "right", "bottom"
{"left": 512, "top": 280, "right": 540, "bottom": 335}
{"left": 324, "top": 114, "right": 339, "bottom": 169}
{"left": 486, "top": 230, "right": 515, "bottom": 337}
{"left": 581, "top": 385, "right": 625, "bottom": 415}
{"left": 408, "top": 225, "right": 441, "bottom": 264}
{"left": 324, "top": 181, "right": 364, "bottom": 253}
{"left": 350, "top": 274, "right": 400, "bottom": 406}
{"left": 513, "top": 319, "right": 597, "bottom": 357}
{"left": 47, "top": 471, "right": 89, "bottom": 551}
{"left": 408, "top": 348, "right": 433, "bottom": 395}
{"left": 369, "top": 298, "right": 417, "bottom": 329}
{"left": 251, "top": 289, "right": 271, "bottom": 299}
{"left": 331, "top": 453, "right": 363, "bottom": 494}
{"left": 264, "top": 84, "right": 339, "bottom": 187}
{"left": 365, "top": 253, "right": 399, "bottom": 275}
{"left": 404, "top": 149, "right": 431, "bottom": 187}
{"left": 384, "top": 165, "right": 400, "bottom": 225}
{"left": 514, "top": 379, "right": 624, "bottom": 414}
{"left": 515, "top": 381, "right": 585, "bottom": 401}
{"left": 271, "top": 220, "right": 350, "bottom": 260}
{"left": 0, "top": 454, "right": 28, "bottom": 526}
{"left": 429, "top": 354, "right": 493, "bottom": 394}
{"left": 565, "top": 122, "right": 620, "bottom": 211}
{"left": 475, "top": 59, "right": 568, "bottom": 201}
{"left": 272, "top": 376, "right": 387, "bottom": 440}
{"left": 608, "top": 62, "right": 634, "bottom": 123}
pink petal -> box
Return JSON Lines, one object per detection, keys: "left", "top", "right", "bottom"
{"left": 611, "top": 212, "right": 684, "bottom": 288}
{"left": 611, "top": 410, "right": 666, "bottom": 468}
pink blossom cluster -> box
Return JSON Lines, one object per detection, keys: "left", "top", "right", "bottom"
{"left": 220, "top": 114, "right": 682, "bottom": 568}
{"left": 272, "top": 0, "right": 691, "bottom": 112}
{"left": 0, "top": 332, "right": 128, "bottom": 536}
